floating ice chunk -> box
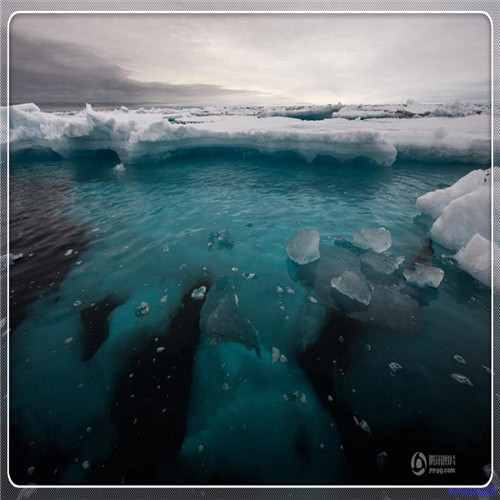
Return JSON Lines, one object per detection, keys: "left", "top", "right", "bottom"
{"left": 308, "top": 296, "right": 318, "bottom": 304}
{"left": 198, "top": 444, "right": 205, "bottom": 453}
{"left": 191, "top": 286, "right": 207, "bottom": 300}
{"left": 403, "top": 263, "right": 444, "bottom": 288}
{"left": 416, "top": 169, "right": 491, "bottom": 219}
{"left": 135, "top": 301, "right": 150, "bottom": 317}
{"left": 389, "top": 362, "right": 402, "bottom": 374}
{"left": 113, "top": 163, "right": 126, "bottom": 173}
{"left": 64, "top": 337, "right": 74, "bottom": 344}
{"left": 450, "top": 373, "right": 473, "bottom": 386}
{"left": 280, "top": 354, "right": 288, "bottom": 363}
{"left": 361, "top": 252, "right": 404, "bottom": 276}
{"left": 160, "top": 294, "right": 168, "bottom": 303}
{"left": 156, "top": 346, "right": 165, "bottom": 353}
{"left": 455, "top": 234, "right": 495, "bottom": 289}
{"left": 286, "top": 229, "right": 320, "bottom": 265}
{"left": 73, "top": 300, "right": 82, "bottom": 307}
{"left": 272, "top": 346, "right": 280, "bottom": 364}
{"left": 352, "top": 227, "right": 392, "bottom": 253}
{"left": 353, "top": 416, "right": 371, "bottom": 434}
{"left": 286, "top": 286, "right": 295, "bottom": 294}
{"left": 330, "top": 270, "right": 372, "bottom": 306}
{"left": 209, "top": 229, "right": 234, "bottom": 249}
{"left": 276, "top": 286, "right": 284, "bottom": 294}
{"left": 242, "top": 272, "right": 256, "bottom": 280}
{"left": 453, "top": 354, "right": 466, "bottom": 365}
{"left": 81, "top": 460, "right": 90, "bottom": 470}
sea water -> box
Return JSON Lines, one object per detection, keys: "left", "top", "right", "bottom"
{"left": 9, "top": 149, "right": 491, "bottom": 484}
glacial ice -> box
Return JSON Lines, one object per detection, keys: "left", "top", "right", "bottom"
{"left": 286, "top": 229, "right": 320, "bottom": 265}
{"left": 403, "top": 263, "right": 444, "bottom": 289}
{"left": 352, "top": 227, "right": 392, "bottom": 253}
{"left": 330, "top": 270, "right": 373, "bottom": 306}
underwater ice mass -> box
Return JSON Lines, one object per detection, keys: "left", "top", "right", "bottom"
{"left": 7, "top": 101, "right": 492, "bottom": 485}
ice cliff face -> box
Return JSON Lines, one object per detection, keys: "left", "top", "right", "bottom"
{"left": 5, "top": 102, "right": 490, "bottom": 167}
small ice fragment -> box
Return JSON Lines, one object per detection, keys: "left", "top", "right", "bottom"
{"left": 276, "top": 286, "right": 284, "bottom": 294}
{"left": 320, "top": 442, "right": 325, "bottom": 449}
{"left": 482, "top": 365, "right": 492, "bottom": 374}
{"left": 234, "top": 294, "right": 239, "bottom": 307}
{"left": 361, "top": 252, "right": 404, "bottom": 275}
{"left": 352, "top": 227, "right": 392, "bottom": 253}
{"left": 286, "top": 286, "right": 295, "bottom": 295}
{"left": 222, "top": 382, "right": 230, "bottom": 391}
{"left": 286, "top": 229, "right": 320, "bottom": 265}
{"left": 135, "top": 302, "right": 150, "bottom": 317}
{"left": 242, "top": 272, "right": 256, "bottom": 280}
{"left": 308, "top": 296, "right": 318, "bottom": 304}
{"left": 113, "top": 163, "right": 126, "bottom": 173}
{"left": 330, "top": 270, "right": 372, "bottom": 306}
{"left": 81, "top": 460, "right": 90, "bottom": 470}
{"left": 403, "top": 263, "right": 444, "bottom": 288}
{"left": 353, "top": 416, "right": 371, "bottom": 433}
{"left": 64, "top": 337, "right": 74, "bottom": 344}
{"left": 280, "top": 354, "right": 288, "bottom": 363}
{"left": 377, "top": 451, "right": 388, "bottom": 470}
{"left": 156, "top": 346, "right": 165, "bottom": 353}
{"left": 327, "top": 395, "right": 334, "bottom": 402}
{"left": 76, "top": 260, "right": 82, "bottom": 265}
{"left": 450, "top": 373, "right": 473, "bottom": 386}
{"left": 389, "top": 362, "right": 402, "bottom": 374}
{"left": 64, "top": 249, "right": 74, "bottom": 257}
{"left": 86, "top": 426, "right": 92, "bottom": 433}
{"left": 366, "top": 344, "right": 372, "bottom": 352}
{"left": 198, "top": 444, "right": 205, "bottom": 453}
{"left": 231, "top": 266, "right": 239, "bottom": 272}
{"left": 191, "top": 286, "right": 207, "bottom": 300}
{"left": 73, "top": 300, "right": 82, "bottom": 307}
{"left": 272, "top": 347, "right": 280, "bottom": 364}
{"left": 453, "top": 354, "right": 466, "bottom": 365}
{"left": 160, "top": 295, "right": 168, "bottom": 303}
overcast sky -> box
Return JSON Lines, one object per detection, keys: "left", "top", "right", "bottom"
{"left": 10, "top": 13, "right": 491, "bottom": 105}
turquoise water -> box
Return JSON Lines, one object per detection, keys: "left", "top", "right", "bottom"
{"left": 10, "top": 149, "right": 491, "bottom": 485}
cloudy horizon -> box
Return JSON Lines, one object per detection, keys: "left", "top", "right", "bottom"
{"left": 10, "top": 13, "right": 491, "bottom": 106}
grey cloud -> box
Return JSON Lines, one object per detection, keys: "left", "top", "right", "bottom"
{"left": 10, "top": 35, "right": 258, "bottom": 105}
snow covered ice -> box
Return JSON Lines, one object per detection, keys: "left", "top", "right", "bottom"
{"left": 352, "top": 227, "right": 392, "bottom": 253}
{"left": 286, "top": 229, "right": 321, "bottom": 265}
{"left": 417, "top": 167, "right": 496, "bottom": 288}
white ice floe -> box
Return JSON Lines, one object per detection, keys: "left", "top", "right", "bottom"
{"left": 7, "top": 102, "right": 490, "bottom": 167}
{"left": 330, "top": 270, "right": 372, "bottom": 306}
{"left": 352, "top": 227, "right": 392, "bottom": 253}
{"left": 454, "top": 233, "right": 496, "bottom": 289}
{"left": 417, "top": 168, "right": 497, "bottom": 289}
{"left": 403, "top": 263, "right": 444, "bottom": 288}
{"left": 286, "top": 229, "right": 320, "bottom": 265}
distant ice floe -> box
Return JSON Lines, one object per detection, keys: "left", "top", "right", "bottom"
{"left": 417, "top": 167, "right": 498, "bottom": 289}
{"left": 5, "top": 101, "right": 490, "bottom": 167}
